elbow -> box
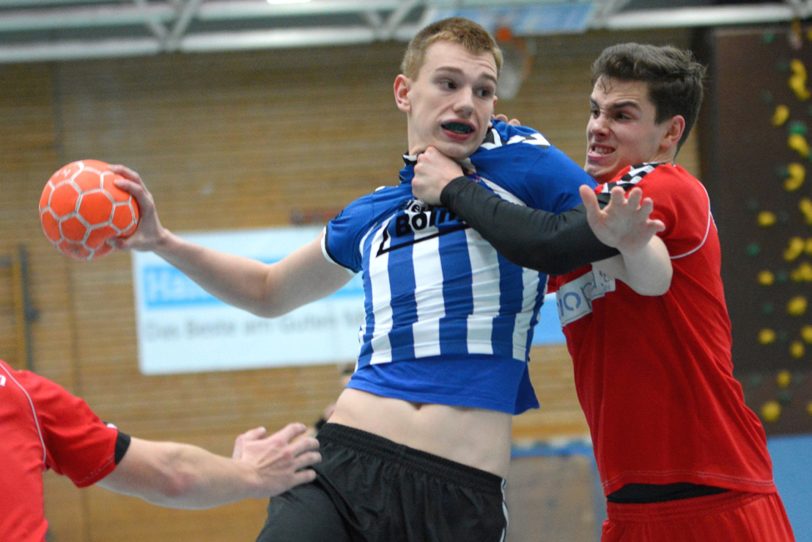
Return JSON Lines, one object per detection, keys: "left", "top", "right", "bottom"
{"left": 155, "top": 472, "right": 196, "bottom": 504}
{"left": 250, "top": 297, "right": 295, "bottom": 318}
{"left": 244, "top": 287, "right": 287, "bottom": 318}
{"left": 249, "top": 305, "right": 281, "bottom": 319}
{"left": 632, "top": 269, "right": 673, "bottom": 297}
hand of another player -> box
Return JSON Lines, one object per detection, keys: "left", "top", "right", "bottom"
{"left": 413, "top": 146, "right": 465, "bottom": 205}
{"left": 109, "top": 164, "right": 167, "bottom": 251}
{"left": 492, "top": 113, "right": 521, "bottom": 126}
{"left": 580, "top": 185, "right": 665, "bottom": 254}
{"left": 232, "top": 423, "right": 321, "bottom": 498}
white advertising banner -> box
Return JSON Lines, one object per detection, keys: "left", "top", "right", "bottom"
{"left": 131, "top": 226, "right": 365, "bottom": 375}
{"left": 131, "top": 226, "right": 565, "bottom": 375}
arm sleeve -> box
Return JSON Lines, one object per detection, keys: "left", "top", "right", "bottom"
{"left": 27, "top": 373, "right": 122, "bottom": 487}
{"left": 441, "top": 177, "right": 619, "bottom": 274}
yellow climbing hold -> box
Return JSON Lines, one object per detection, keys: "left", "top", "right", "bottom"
{"left": 758, "top": 328, "right": 776, "bottom": 344}
{"left": 785, "top": 237, "right": 805, "bottom": 261}
{"left": 772, "top": 104, "right": 790, "bottom": 126}
{"left": 758, "top": 211, "right": 777, "bottom": 227}
{"left": 789, "top": 59, "right": 811, "bottom": 100}
{"left": 788, "top": 133, "right": 810, "bottom": 157}
{"left": 784, "top": 162, "right": 806, "bottom": 191}
{"left": 800, "top": 198, "right": 812, "bottom": 224}
{"left": 790, "top": 340, "right": 806, "bottom": 358}
{"left": 758, "top": 270, "right": 775, "bottom": 286}
{"left": 787, "top": 295, "right": 807, "bottom": 316}
{"left": 761, "top": 400, "right": 781, "bottom": 422}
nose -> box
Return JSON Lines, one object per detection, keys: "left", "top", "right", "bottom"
{"left": 588, "top": 112, "right": 608, "bottom": 137}
{"left": 453, "top": 89, "right": 475, "bottom": 116}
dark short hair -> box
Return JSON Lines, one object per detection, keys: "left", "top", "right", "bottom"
{"left": 591, "top": 43, "right": 706, "bottom": 150}
{"left": 401, "top": 17, "right": 503, "bottom": 80}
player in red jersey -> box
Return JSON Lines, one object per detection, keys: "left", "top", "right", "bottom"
{"left": 411, "top": 43, "right": 795, "bottom": 541}
{"left": 0, "top": 359, "right": 320, "bottom": 541}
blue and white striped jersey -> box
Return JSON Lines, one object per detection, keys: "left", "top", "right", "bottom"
{"left": 323, "top": 120, "right": 595, "bottom": 414}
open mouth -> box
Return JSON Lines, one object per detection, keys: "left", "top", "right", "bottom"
{"left": 442, "top": 121, "right": 474, "bottom": 135}
{"left": 590, "top": 144, "right": 614, "bottom": 155}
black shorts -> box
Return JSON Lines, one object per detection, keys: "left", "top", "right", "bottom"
{"left": 255, "top": 423, "right": 508, "bottom": 542}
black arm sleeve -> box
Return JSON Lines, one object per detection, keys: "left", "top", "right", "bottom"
{"left": 114, "top": 431, "right": 131, "bottom": 464}
{"left": 440, "top": 177, "right": 619, "bottom": 275}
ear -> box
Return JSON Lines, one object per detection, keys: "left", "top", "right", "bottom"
{"left": 394, "top": 74, "right": 412, "bottom": 113}
{"left": 662, "top": 114, "right": 686, "bottom": 151}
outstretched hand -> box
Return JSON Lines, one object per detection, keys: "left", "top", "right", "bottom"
{"left": 109, "top": 164, "right": 167, "bottom": 251}
{"left": 232, "top": 423, "right": 321, "bottom": 498}
{"left": 412, "top": 146, "right": 465, "bottom": 205}
{"left": 580, "top": 185, "right": 665, "bottom": 254}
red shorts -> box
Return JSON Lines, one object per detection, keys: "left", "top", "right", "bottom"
{"left": 602, "top": 491, "right": 795, "bottom": 541}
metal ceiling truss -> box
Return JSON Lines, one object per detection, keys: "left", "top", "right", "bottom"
{"left": 0, "top": 0, "right": 809, "bottom": 64}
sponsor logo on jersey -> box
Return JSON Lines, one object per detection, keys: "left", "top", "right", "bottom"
{"left": 377, "top": 199, "right": 467, "bottom": 255}
{"left": 556, "top": 269, "right": 616, "bottom": 325}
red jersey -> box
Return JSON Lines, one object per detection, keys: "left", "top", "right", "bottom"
{"left": 549, "top": 163, "right": 775, "bottom": 497}
{"left": 0, "top": 360, "right": 121, "bottom": 541}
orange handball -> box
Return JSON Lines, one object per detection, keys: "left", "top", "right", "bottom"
{"left": 39, "top": 159, "right": 140, "bottom": 261}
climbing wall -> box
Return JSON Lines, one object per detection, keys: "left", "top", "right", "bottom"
{"left": 702, "top": 25, "right": 812, "bottom": 434}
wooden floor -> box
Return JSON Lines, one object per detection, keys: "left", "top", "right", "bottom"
{"left": 506, "top": 452, "right": 603, "bottom": 542}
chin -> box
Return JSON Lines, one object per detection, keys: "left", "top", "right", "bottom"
{"left": 585, "top": 163, "right": 615, "bottom": 183}
{"left": 441, "top": 142, "right": 476, "bottom": 161}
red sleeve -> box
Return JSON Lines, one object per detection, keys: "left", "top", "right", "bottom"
{"left": 21, "top": 370, "right": 120, "bottom": 487}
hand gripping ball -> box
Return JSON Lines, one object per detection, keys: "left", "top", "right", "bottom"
{"left": 39, "top": 159, "right": 140, "bottom": 261}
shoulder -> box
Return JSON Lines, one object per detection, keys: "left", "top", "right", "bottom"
{"left": 332, "top": 184, "right": 407, "bottom": 223}
{"left": 0, "top": 361, "right": 62, "bottom": 402}
{"left": 604, "top": 163, "right": 706, "bottom": 196}
{"left": 611, "top": 163, "right": 713, "bottom": 255}
{"left": 471, "top": 122, "right": 594, "bottom": 211}
{"left": 326, "top": 184, "right": 409, "bottom": 271}
{"left": 478, "top": 120, "right": 553, "bottom": 152}
{"left": 474, "top": 121, "right": 590, "bottom": 180}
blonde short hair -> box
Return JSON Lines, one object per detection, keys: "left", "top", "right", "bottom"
{"left": 400, "top": 17, "right": 503, "bottom": 80}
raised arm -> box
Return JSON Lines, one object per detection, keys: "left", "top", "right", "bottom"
{"left": 412, "top": 147, "right": 618, "bottom": 275}
{"left": 111, "top": 165, "right": 351, "bottom": 317}
{"left": 97, "top": 423, "right": 320, "bottom": 509}
{"left": 579, "top": 185, "right": 672, "bottom": 295}
{"left": 412, "top": 147, "right": 669, "bottom": 290}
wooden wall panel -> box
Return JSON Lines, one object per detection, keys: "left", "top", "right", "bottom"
{"left": 0, "top": 27, "right": 694, "bottom": 541}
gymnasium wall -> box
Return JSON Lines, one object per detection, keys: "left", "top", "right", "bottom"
{"left": 700, "top": 25, "right": 812, "bottom": 436}
{"left": 0, "top": 29, "right": 697, "bottom": 541}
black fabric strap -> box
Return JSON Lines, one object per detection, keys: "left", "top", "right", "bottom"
{"left": 114, "top": 431, "right": 132, "bottom": 464}
{"left": 608, "top": 483, "right": 729, "bottom": 504}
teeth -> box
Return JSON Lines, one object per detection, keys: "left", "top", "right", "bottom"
{"left": 442, "top": 122, "right": 473, "bottom": 134}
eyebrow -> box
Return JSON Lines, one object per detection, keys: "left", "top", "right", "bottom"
{"left": 591, "top": 97, "right": 641, "bottom": 111}
{"left": 435, "top": 66, "right": 498, "bottom": 85}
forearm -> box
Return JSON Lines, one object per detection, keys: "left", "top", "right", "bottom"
{"left": 100, "top": 440, "right": 260, "bottom": 510}
{"left": 152, "top": 232, "right": 346, "bottom": 318}
{"left": 592, "top": 236, "right": 672, "bottom": 296}
{"left": 160, "top": 445, "right": 261, "bottom": 509}
{"left": 152, "top": 230, "right": 276, "bottom": 316}
{"left": 440, "top": 177, "right": 618, "bottom": 274}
